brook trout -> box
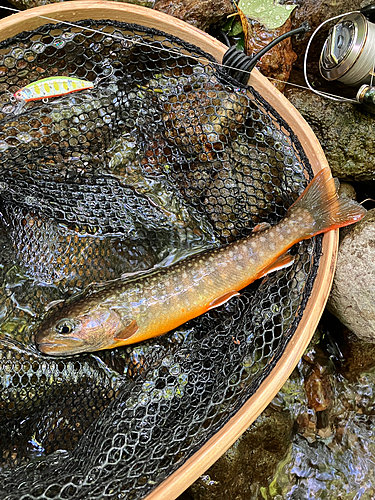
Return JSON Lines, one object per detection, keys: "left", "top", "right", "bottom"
{"left": 36, "top": 168, "right": 366, "bottom": 356}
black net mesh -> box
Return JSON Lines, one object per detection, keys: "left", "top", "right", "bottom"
{"left": 0, "top": 20, "right": 321, "bottom": 499}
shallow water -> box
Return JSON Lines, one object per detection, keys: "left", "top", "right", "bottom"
{"left": 264, "top": 313, "right": 375, "bottom": 499}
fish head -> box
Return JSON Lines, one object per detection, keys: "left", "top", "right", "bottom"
{"left": 36, "top": 303, "right": 123, "bottom": 356}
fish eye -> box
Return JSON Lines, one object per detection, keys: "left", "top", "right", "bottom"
{"left": 55, "top": 319, "right": 75, "bottom": 335}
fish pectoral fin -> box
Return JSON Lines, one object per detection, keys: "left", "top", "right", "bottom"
{"left": 252, "top": 222, "right": 271, "bottom": 233}
{"left": 207, "top": 291, "right": 240, "bottom": 310}
{"left": 260, "top": 252, "right": 295, "bottom": 277}
{"left": 114, "top": 319, "right": 139, "bottom": 340}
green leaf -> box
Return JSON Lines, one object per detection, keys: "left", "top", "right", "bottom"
{"left": 238, "top": 0, "right": 296, "bottom": 30}
{"left": 236, "top": 34, "right": 245, "bottom": 51}
{"left": 221, "top": 16, "right": 235, "bottom": 32}
{"left": 228, "top": 19, "right": 244, "bottom": 36}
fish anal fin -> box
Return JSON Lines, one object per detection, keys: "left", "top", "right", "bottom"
{"left": 114, "top": 319, "right": 139, "bottom": 340}
{"left": 208, "top": 291, "right": 240, "bottom": 310}
{"left": 260, "top": 253, "right": 295, "bottom": 277}
{"left": 252, "top": 222, "right": 271, "bottom": 233}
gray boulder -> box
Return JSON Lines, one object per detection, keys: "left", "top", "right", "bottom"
{"left": 327, "top": 209, "right": 375, "bottom": 342}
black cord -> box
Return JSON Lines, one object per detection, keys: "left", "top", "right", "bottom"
{"left": 219, "top": 29, "right": 231, "bottom": 48}
{"left": 222, "top": 22, "right": 310, "bottom": 85}
{"left": 247, "top": 23, "right": 310, "bottom": 71}
{"left": 361, "top": 3, "right": 375, "bottom": 23}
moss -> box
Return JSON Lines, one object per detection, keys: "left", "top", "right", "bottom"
{"left": 285, "top": 89, "right": 375, "bottom": 181}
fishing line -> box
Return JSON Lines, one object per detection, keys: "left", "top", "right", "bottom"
{"left": 0, "top": 4, "right": 361, "bottom": 100}
{"left": 265, "top": 75, "right": 355, "bottom": 99}
{"left": 0, "top": 5, "right": 222, "bottom": 66}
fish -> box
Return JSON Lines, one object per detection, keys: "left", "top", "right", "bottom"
{"left": 13, "top": 76, "right": 94, "bottom": 102}
{"left": 35, "top": 168, "right": 366, "bottom": 356}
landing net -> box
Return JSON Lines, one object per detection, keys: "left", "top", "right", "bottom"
{"left": 0, "top": 20, "right": 320, "bottom": 499}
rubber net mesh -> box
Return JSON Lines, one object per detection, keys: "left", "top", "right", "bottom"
{"left": 0, "top": 20, "right": 321, "bottom": 499}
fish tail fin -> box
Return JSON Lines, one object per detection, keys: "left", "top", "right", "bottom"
{"left": 288, "top": 168, "right": 366, "bottom": 237}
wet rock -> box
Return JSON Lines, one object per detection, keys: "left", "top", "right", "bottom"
{"left": 319, "top": 311, "right": 375, "bottom": 380}
{"left": 301, "top": 344, "right": 332, "bottom": 435}
{"left": 340, "top": 328, "right": 375, "bottom": 379}
{"left": 304, "top": 366, "right": 332, "bottom": 412}
{"left": 272, "top": 359, "right": 333, "bottom": 444}
{"left": 327, "top": 209, "right": 375, "bottom": 342}
{"left": 244, "top": 19, "right": 297, "bottom": 92}
{"left": 284, "top": 88, "right": 375, "bottom": 181}
{"left": 6, "top": 0, "right": 43, "bottom": 9}
{"left": 338, "top": 182, "right": 357, "bottom": 201}
{"left": 186, "top": 407, "right": 293, "bottom": 500}
{"left": 270, "top": 360, "right": 327, "bottom": 447}
{"left": 260, "top": 334, "right": 375, "bottom": 498}
{"left": 154, "top": 0, "right": 235, "bottom": 31}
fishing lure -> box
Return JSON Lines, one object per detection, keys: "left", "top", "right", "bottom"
{"left": 13, "top": 76, "right": 94, "bottom": 102}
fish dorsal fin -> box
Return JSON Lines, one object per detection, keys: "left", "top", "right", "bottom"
{"left": 114, "top": 319, "right": 139, "bottom": 340}
{"left": 207, "top": 290, "right": 240, "bottom": 310}
{"left": 252, "top": 222, "right": 271, "bottom": 233}
{"left": 260, "top": 252, "right": 295, "bottom": 277}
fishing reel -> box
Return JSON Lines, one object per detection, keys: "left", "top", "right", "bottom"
{"left": 306, "top": 4, "right": 375, "bottom": 112}
{"left": 222, "top": 5, "right": 375, "bottom": 113}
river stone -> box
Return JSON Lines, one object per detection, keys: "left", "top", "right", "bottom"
{"left": 244, "top": 18, "right": 297, "bottom": 92}
{"left": 154, "top": 0, "right": 235, "bottom": 31}
{"left": 327, "top": 209, "right": 375, "bottom": 342}
{"left": 339, "top": 327, "right": 375, "bottom": 379}
{"left": 338, "top": 182, "right": 357, "bottom": 201}
{"left": 184, "top": 407, "right": 293, "bottom": 500}
{"left": 284, "top": 88, "right": 375, "bottom": 181}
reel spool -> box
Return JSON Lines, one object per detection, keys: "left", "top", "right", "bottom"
{"left": 305, "top": 5, "right": 375, "bottom": 111}
{"left": 319, "top": 11, "right": 375, "bottom": 87}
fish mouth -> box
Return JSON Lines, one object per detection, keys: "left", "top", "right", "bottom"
{"left": 37, "top": 339, "right": 86, "bottom": 356}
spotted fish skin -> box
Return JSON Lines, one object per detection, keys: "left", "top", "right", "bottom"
{"left": 13, "top": 76, "right": 94, "bottom": 102}
{"left": 36, "top": 168, "right": 366, "bottom": 356}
